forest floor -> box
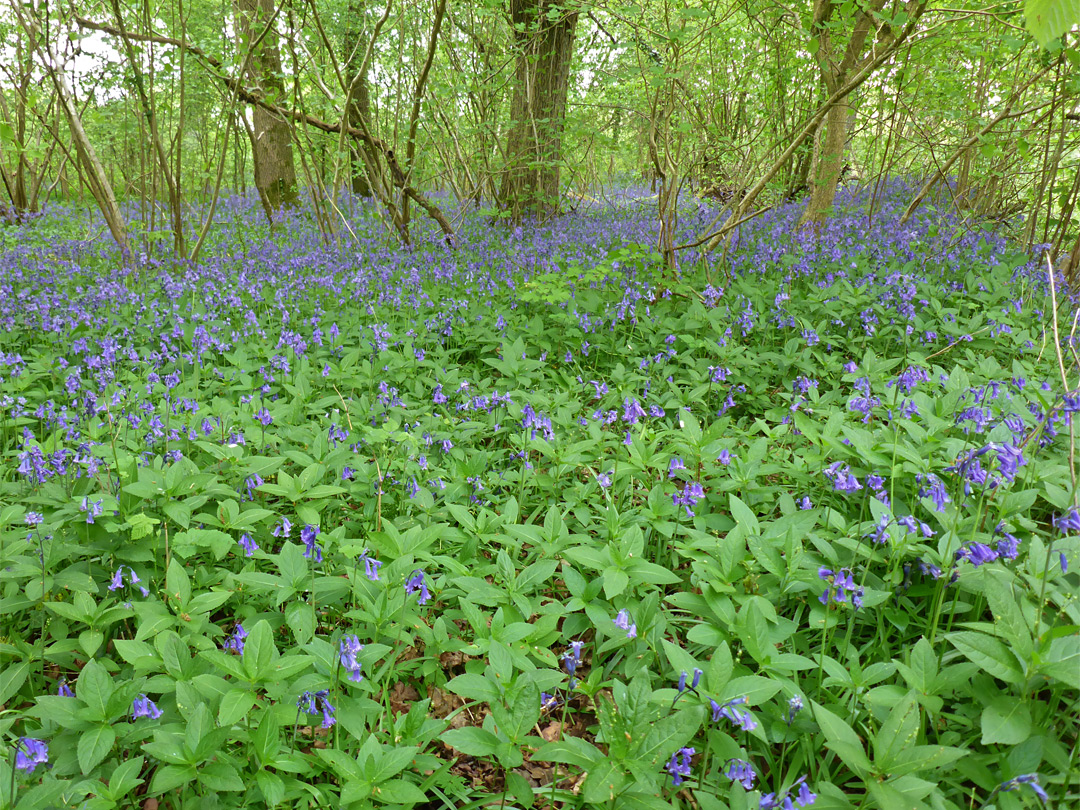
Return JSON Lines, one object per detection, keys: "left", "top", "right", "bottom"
{"left": 0, "top": 184, "right": 1076, "bottom": 810}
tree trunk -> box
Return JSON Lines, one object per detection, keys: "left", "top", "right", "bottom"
{"left": 344, "top": 0, "right": 374, "bottom": 197}
{"left": 499, "top": 0, "right": 578, "bottom": 222}
{"left": 236, "top": 0, "right": 298, "bottom": 218}
{"left": 802, "top": 100, "right": 848, "bottom": 223}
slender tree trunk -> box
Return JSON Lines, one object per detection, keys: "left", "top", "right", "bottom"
{"left": 803, "top": 100, "right": 848, "bottom": 220}
{"left": 500, "top": 0, "right": 578, "bottom": 222}
{"left": 236, "top": 0, "right": 298, "bottom": 218}
{"left": 344, "top": 0, "right": 374, "bottom": 197}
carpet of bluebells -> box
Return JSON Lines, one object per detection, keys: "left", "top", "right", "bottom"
{"left": 0, "top": 183, "right": 1078, "bottom": 810}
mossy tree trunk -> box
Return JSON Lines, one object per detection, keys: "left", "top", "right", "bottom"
{"left": 499, "top": 0, "right": 578, "bottom": 223}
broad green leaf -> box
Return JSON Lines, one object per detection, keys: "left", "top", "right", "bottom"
{"left": 947, "top": 631, "right": 1025, "bottom": 684}
{"left": 78, "top": 724, "right": 116, "bottom": 774}
{"left": 981, "top": 696, "right": 1032, "bottom": 745}
{"left": 440, "top": 726, "right": 500, "bottom": 757}
{"left": 1025, "top": 0, "right": 1080, "bottom": 47}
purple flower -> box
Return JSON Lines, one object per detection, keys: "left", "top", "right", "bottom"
{"left": 724, "top": 758, "right": 756, "bottom": 790}
{"left": 1057, "top": 507, "right": 1080, "bottom": 534}
{"left": 717, "top": 449, "right": 732, "bottom": 465}
{"left": 668, "top": 457, "right": 686, "bottom": 478}
{"left": 710, "top": 696, "right": 757, "bottom": 731}
{"left": 623, "top": 397, "right": 646, "bottom": 425}
{"left": 823, "top": 462, "right": 861, "bottom": 493}
{"left": 673, "top": 482, "right": 705, "bottom": 517}
{"left": 562, "top": 641, "right": 584, "bottom": 688}
{"left": 339, "top": 634, "right": 365, "bottom": 682}
{"left": 405, "top": 570, "right": 430, "bottom": 605}
{"left": 301, "top": 524, "right": 322, "bottom": 563}
{"left": 665, "top": 747, "right": 694, "bottom": 786}
{"left": 132, "top": 694, "right": 163, "bottom": 720}
{"left": 787, "top": 695, "right": 804, "bottom": 724}
{"left": 999, "top": 773, "right": 1048, "bottom": 802}
{"left": 358, "top": 549, "right": 382, "bottom": 581}
{"left": 798, "top": 496, "right": 813, "bottom": 510}
{"left": 79, "top": 497, "right": 104, "bottom": 524}
{"left": 818, "top": 567, "right": 863, "bottom": 608}
{"left": 108, "top": 566, "right": 149, "bottom": 598}
{"left": 272, "top": 517, "right": 292, "bottom": 538}
{"left": 25, "top": 512, "right": 43, "bottom": 526}
{"left": 238, "top": 533, "right": 259, "bottom": 557}
{"left": 613, "top": 609, "right": 637, "bottom": 638}
{"left": 254, "top": 408, "right": 273, "bottom": 426}
{"left": 956, "top": 542, "right": 998, "bottom": 567}
{"left": 297, "top": 689, "right": 336, "bottom": 728}
{"left": 14, "top": 738, "right": 48, "bottom": 773}
{"left": 223, "top": 623, "right": 247, "bottom": 654}
{"left": 597, "top": 472, "right": 612, "bottom": 488}
{"left": 57, "top": 680, "right": 74, "bottom": 697}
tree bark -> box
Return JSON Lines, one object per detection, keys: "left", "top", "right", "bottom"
{"left": 803, "top": 100, "right": 849, "bottom": 220}
{"left": 235, "top": 0, "right": 298, "bottom": 218}
{"left": 500, "top": 0, "right": 578, "bottom": 222}
{"left": 344, "top": 0, "right": 374, "bottom": 197}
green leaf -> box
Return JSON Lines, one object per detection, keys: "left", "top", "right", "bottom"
{"left": 374, "top": 779, "right": 427, "bottom": 804}
{"left": 446, "top": 673, "right": 501, "bottom": 704}
{"left": 981, "top": 696, "right": 1032, "bottom": 745}
{"left": 1025, "top": 0, "right": 1080, "bottom": 47}
{"left": 440, "top": 726, "right": 500, "bottom": 757}
{"left": 874, "top": 690, "right": 920, "bottom": 769}
{"left": 947, "top": 631, "right": 1025, "bottom": 684}
{"left": 218, "top": 688, "right": 257, "bottom": 726}
{"left": 150, "top": 764, "right": 198, "bottom": 794}
{"left": 76, "top": 659, "right": 114, "bottom": 721}
{"left": 533, "top": 737, "right": 605, "bottom": 769}
{"left": 813, "top": 702, "right": 873, "bottom": 775}
{"left": 0, "top": 660, "right": 30, "bottom": 705}
{"left": 244, "top": 620, "right": 276, "bottom": 680}
{"left": 199, "top": 760, "right": 246, "bottom": 791}
{"left": 78, "top": 724, "right": 116, "bottom": 774}
{"left": 106, "top": 756, "right": 145, "bottom": 798}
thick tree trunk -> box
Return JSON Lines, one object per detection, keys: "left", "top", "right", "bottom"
{"left": 499, "top": 0, "right": 578, "bottom": 222}
{"left": 801, "top": 101, "right": 848, "bottom": 223}
{"left": 344, "top": 0, "right": 374, "bottom": 197}
{"left": 236, "top": 0, "right": 298, "bottom": 218}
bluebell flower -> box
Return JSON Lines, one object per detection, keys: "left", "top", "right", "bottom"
{"left": 301, "top": 524, "right": 322, "bottom": 562}
{"left": 132, "top": 694, "right": 163, "bottom": 720}
{"left": 358, "top": 549, "right": 382, "bottom": 581}
{"left": 955, "top": 542, "right": 998, "bottom": 567}
{"left": 668, "top": 457, "right": 686, "bottom": 478}
{"left": 717, "top": 449, "right": 732, "bottom": 465}
{"left": 998, "top": 773, "right": 1048, "bottom": 803}
{"left": 613, "top": 609, "right": 637, "bottom": 638}
{"left": 339, "top": 635, "right": 365, "bottom": 682}
{"left": 1057, "top": 507, "right": 1080, "bottom": 534}
{"left": 79, "top": 497, "right": 104, "bottom": 524}
{"left": 823, "top": 462, "right": 861, "bottom": 493}
{"left": 14, "top": 738, "right": 48, "bottom": 774}
{"left": 787, "top": 695, "right": 804, "bottom": 724}
{"left": 272, "top": 517, "right": 292, "bottom": 538}
{"left": 254, "top": 408, "right": 272, "bottom": 426}
{"left": 623, "top": 397, "right": 646, "bottom": 425}
{"left": 238, "top": 533, "right": 259, "bottom": 557}
{"left": 297, "top": 689, "right": 336, "bottom": 728}
{"left": 798, "top": 496, "right": 813, "bottom": 510}
{"left": 710, "top": 696, "right": 757, "bottom": 730}
{"left": 724, "top": 758, "right": 755, "bottom": 789}
{"left": 562, "top": 641, "right": 584, "bottom": 688}
{"left": 25, "top": 512, "right": 43, "bottom": 526}
{"left": 405, "top": 570, "right": 430, "bottom": 605}
{"left": 665, "top": 747, "right": 694, "bottom": 786}
{"left": 597, "top": 472, "right": 612, "bottom": 488}
{"left": 818, "top": 568, "right": 863, "bottom": 608}
{"left": 223, "top": 623, "right": 247, "bottom": 654}
{"left": 57, "top": 680, "right": 74, "bottom": 697}
{"left": 108, "top": 566, "right": 149, "bottom": 598}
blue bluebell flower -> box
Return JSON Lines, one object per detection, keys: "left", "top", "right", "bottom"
{"left": 132, "top": 694, "right": 163, "bottom": 720}
{"left": 339, "top": 635, "right": 365, "bottom": 682}
{"left": 665, "top": 747, "right": 694, "bottom": 786}
{"left": 405, "top": 570, "right": 430, "bottom": 604}
{"left": 14, "top": 738, "right": 48, "bottom": 773}
{"left": 724, "top": 758, "right": 755, "bottom": 789}
{"left": 613, "top": 609, "right": 637, "bottom": 638}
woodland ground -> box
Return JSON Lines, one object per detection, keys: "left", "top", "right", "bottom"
{"left": 0, "top": 183, "right": 1077, "bottom": 810}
